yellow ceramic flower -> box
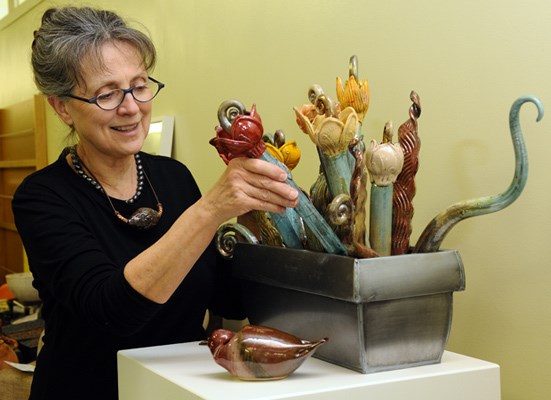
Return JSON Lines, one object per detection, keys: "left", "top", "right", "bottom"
{"left": 336, "top": 75, "right": 370, "bottom": 123}
{"left": 265, "top": 141, "right": 301, "bottom": 170}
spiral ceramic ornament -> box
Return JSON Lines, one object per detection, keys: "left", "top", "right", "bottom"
{"left": 202, "top": 325, "right": 328, "bottom": 380}
{"left": 413, "top": 95, "right": 544, "bottom": 253}
{"left": 215, "top": 222, "right": 259, "bottom": 259}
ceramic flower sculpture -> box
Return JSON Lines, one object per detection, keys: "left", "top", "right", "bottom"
{"left": 209, "top": 55, "right": 544, "bottom": 261}
{"left": 292, "top": 55, "right": 378, "bottom": 258}
{"left": 210, "top": 100, "right": 348, "bottom": 255}
{"left": 201, "top": 325, "right": 328, "bottom": 380}
{"left": 336, "top": 55, "right": 370, "bottom": 124}
{"left": 265, "top": 140, "right": 301, "bottom": 171}
{"left": 413, "top": 95, "right": 544, "bottom": 253}
{"left": 391, "top": 91, "right": 422, "bottom": 255}
{"left": 294, "top": 87, "right": 358, "bottom": 198}
{"left": 366, "top": 122, "right": 404, "bottom": 256}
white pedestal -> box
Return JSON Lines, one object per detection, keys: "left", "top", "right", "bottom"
{"left": 118, "top": 342, "right": 500, "bottom": 400}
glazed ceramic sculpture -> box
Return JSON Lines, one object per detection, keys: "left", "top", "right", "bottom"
{"left": 209, "top": 55, "right": 543, "bottom": 264}
{"left": 211, "top": 99, "right": 348, "bottom": 255}
{"left": 201, "top": 325, "right": 328, "bottom": 380}
{"left": 215, "top": 222, "right": 259, "bottom": 259}
{"left": 366, "top": 122, "right": 404, "bottom": 256}
{"left": 294, "top": 86, "right": 358, "bottom": 198}
{"left": 413, "top": 95, "right": 544, "bottom": 253}
{"left": 391, "top": 91, "right": 422, "bottom": 255}
{"left": 336, "top": 55, "right": 370, "bottom": 124}
{"left": 253, "top": 132, "right": 302, "bottom": 248}
{"left": 334, "top": 136, "right": 378, "bottom": 258}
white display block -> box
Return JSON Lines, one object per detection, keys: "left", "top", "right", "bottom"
{"left": 118, "top": 342, "right": 500, "bottom": 400}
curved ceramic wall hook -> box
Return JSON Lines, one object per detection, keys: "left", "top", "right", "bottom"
{"left": 413, "top": 95, "right": 544, "bottom": 253}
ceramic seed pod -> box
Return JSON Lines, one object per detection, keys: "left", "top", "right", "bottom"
{"left": 202, "top": 325, "right": 328, "bottom": 380}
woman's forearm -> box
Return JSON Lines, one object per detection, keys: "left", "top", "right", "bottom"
{"left": 123, "top": 202, "right": 221, "bottom": 303}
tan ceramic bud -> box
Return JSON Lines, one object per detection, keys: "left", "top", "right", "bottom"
{"left": 366, "top": 139, "right": 404, "bottom": 186}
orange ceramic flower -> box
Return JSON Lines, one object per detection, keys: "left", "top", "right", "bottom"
{"left": 266, "top": 141, "right": 301, "bottom": 170}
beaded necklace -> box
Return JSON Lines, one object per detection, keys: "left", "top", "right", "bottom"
{"left": 69, "top": 145, "right": 163, "bottom": 230}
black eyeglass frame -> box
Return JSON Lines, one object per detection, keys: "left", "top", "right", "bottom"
{"left": 63, "top": 76, "right": 165, "bottom": 111}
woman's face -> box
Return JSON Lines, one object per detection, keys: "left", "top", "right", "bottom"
{"left": 54, "top": 41, "right": 153, "bottom": 159}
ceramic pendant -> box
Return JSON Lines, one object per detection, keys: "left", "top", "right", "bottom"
{"left": 125, "top": 206, "right": 162, "bottom": 230}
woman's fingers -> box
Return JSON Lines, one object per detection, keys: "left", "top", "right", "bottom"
{"left": 233, "top": 157, "right": 288, "bottom": 182}
{"left": 228, "top": 158, "right": 298, "bottom": 206}
{"left": 202, "top": 158, "right": 299, "bottom": 223}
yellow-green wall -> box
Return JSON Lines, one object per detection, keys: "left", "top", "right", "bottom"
{"left": 2, "top": 1, "right": 550, "bottom": 399}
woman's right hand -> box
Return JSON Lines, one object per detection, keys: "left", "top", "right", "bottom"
{"left": 200, "top": 157, "right": 299, "bottom": 225}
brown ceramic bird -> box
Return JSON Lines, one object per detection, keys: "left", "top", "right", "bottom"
{"left": 201, "top": 325, "right": 328, "bottom": 380}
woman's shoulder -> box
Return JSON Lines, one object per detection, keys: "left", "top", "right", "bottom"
{"left": 15, "top": 150, "right": 72, "bottom": 192}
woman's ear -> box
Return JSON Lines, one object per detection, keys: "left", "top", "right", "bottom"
{"left": 47, "top": 96, "right": 74, "bottom": 126}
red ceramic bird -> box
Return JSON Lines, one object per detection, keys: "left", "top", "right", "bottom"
{"left": 202, "top": 325, "right": 328, "bottom": 380}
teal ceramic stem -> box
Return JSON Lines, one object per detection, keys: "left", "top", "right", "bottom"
{"left": 413, "top": 95, "right": 544, "bottom": 253}
{"left": 269, "top": 208, "right": 304, "bottom": 249}
{"left": 319, "top": 150, "right": 352, "bottom": 198}
{"left": 369, "top": 184, "right": 393, "bottom": 256}
{"left": 261, "top": 151, "right": 348, "bottom": 255}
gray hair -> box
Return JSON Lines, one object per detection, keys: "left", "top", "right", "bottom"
{"left": 31, "top": 7, "right": 156, "bottom": 97}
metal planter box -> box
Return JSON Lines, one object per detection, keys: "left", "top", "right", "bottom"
{"left": 232, "top": 243, "right": 466, "bottom": 374}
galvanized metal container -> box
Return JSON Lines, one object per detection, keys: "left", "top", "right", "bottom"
{"left": 232, "top": 243, "right": 466, "bottom": 374}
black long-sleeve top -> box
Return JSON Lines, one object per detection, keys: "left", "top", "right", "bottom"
{"left": 12, "top": 149, "right": 243, "bottom": 400}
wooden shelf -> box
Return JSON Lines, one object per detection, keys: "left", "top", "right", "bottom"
{"left": 0, "top": 95, "right": 47, "bottom": 283}
{"left": 0, "top": 221, "right": 17, "bottom": 232}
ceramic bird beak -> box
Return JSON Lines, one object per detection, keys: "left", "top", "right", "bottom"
{"left": 201, "top": 325, "right": 328, "bottom": 380}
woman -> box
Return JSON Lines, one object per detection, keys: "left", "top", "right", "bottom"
{"left": 12, "top": 6, "right": 298, "bottom": 400}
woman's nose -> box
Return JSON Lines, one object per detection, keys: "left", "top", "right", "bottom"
{"left": 117, "top": 91, "right": 140, "bottom": 114}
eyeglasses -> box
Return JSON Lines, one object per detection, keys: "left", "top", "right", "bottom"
{"left": 64, "top": 77, "right": 165, "bottom": 111}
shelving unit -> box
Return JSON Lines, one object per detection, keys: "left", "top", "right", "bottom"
{"left": 0, "top": 95, "right": 47, "bottom": 283}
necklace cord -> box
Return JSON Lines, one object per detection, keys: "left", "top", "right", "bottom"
{"left": 69, "top": 146, "right": 163, "bottom": 230}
